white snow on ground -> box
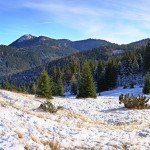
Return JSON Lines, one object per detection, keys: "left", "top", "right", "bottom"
{"left": 1, "top": 87, "right": 150, "bottom": 149}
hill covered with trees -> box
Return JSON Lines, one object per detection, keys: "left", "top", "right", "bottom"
{"left": 0, "top": 35, "right": 117, "bottom": 78}
{"left": 2, "top": 38, "right": 150, "bottom": 95}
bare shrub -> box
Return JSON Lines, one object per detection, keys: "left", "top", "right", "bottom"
{"left": 119, "top": 94, "right": 150, "bottom": 109}
{"left": 39, "top": 101, "right": 57, "bottom": 113}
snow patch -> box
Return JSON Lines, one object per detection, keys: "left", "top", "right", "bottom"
{"left": 0, "top": 87, "right": 150, "bottom": 149}
{"left": 18, "top": 34, "right": 35, "bottom": 42}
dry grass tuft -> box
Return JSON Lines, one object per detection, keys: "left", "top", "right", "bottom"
{"left": 24, "top": 145, "right": 34, "bottom": 150}
{"left": 15, "top": 130, "right": 23, "bottom": 138}
{"left": 40, "top": 133, "right": 61, "bottom": 150}
{"left": 122, "top": 143, "right": 128, "bottom": 150}
{"left": 48, "top": 141, "right": 61, "bottom": 150}
{"left": 41, "top": 140, "right": 61, "bottom": 150}
{"left": 30, "top": 134, "right": 41, "bottom": 144}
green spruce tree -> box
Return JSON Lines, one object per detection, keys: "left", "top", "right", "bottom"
{"left": 143, "top": 73, "right": 150, "bottom": 94}
{"left": 97, "top": 73, "right": 107, "bottom": 92}
{"left": 31, "top": 82, "right": 37, "bottom": 94}
{"left": 57, "top": 77, "right": 64, "bottom": 96}
{"left": 105, "top": 59, "right": 117, "bottom": 90}
{"left": 77, "top": 61, "right": 96, "bottom": 98}
{"left": 3, "top": 80, "right": 11, "bottom": 90}
{"left": 51, "top": 79, "right": 57, "bottom": 96}
{"left": 96, "top": 61, "right": 105, "bottom": 92}
{"left": 71, "top": 75, "right": 77, "bottom": 95}
{"left": 37, "top": 69, "right": 52, "bottom": 99}
{"left": 52, "top": 66, "right": 57, "bottom": 83}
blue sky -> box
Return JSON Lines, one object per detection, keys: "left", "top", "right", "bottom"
{"left": 1, "top": 0, "right": 150, "bottom": 45}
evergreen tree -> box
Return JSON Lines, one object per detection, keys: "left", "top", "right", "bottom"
{"left": 3, "top": 80, "right": 11, "bottom": 90}
{"left": 57, "top": 77, "right": 64, "bottom": 96}
{"left": 89, "top": 61, "right": 95, "bottom": 76}
{"left": 37, "top": 69, "right": 52, "bottom": 99}
{"left": 144, "top": 40, "right": 150, "bottom": 73}
{"left": 143, "top": 73, "right": 150, "bottom": 94}
{"left": 17, "top": 85, "right": 22, "bottom": 92}
{"left": 57, "top": 67, "right": 62, "bottom": 80}
{"left": 97, "top": 72, "right": 107, "bottom": 92}
{"left": 132, "top": 58, "right": 139, "bottom": 76}
{"left": 51, "top": 80, "right": 57, "bottom": 96}
{"left": 64, "top": 68, "right": 72, "bottom": 84}
{"left": 95, "top": 61, "right": 103, "bottom": 81}
{"left": 20, "top": 84, "right": 27, "bottom": 93}
{"left": 52, "top": 66, "right": 57, "bottom": 83}
{"left": 77, "top": 61, "right": 96, "bottom": 98}
{"left": 11, "top": 81, "right": 17, "bottom": 91}
{"left": 95, "top": 61, "right": 105, "bottom": 92}
{"left": 121, "top": 56, "right": 133, "bottom": 77}
{"left": 137, "top": 54, "right": 143, "bottom": 72}
{"left": 71, "top": 75, "right": 77, "bottom": 95}
{"left": 31, "top": 82, "right": 37, "bottom": 94}
{"left": 105, "top": 60, "right": 117, "bottom": 90}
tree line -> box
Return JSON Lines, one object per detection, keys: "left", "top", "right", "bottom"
{"left": 1, "top": 40, "right": 150, "bottom": 97}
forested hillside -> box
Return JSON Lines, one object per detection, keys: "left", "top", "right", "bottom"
{"left": 1, "top": 35, "right": 150, "bottom": 95}
{"left": 0, "top": 35, "right": 116, "bottom": 78}
{"left": 2, "top": 39, "right": 149, "bottom": 94}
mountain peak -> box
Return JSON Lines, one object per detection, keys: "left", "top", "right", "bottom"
{"left": 18, "top": 34, "right": 36, "bottom": 43}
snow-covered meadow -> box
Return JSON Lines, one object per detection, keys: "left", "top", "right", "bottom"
{"left": 1, "top": 86, "right": 150, "bottom": 149}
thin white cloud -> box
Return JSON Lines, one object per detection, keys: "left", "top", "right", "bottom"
{"left": 1, "top": 0, "right": 150, "bottom": 44}
{"left": 24, "top": 1, "right": 150, "bottom": 22}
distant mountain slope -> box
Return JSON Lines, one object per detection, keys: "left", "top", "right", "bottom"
{"left": 70, "top": 38, "right": 113, "bottom": 51}
{"left": 0, "top": 35, "right": 79, "bottom": 78}
{"left": 10, "top": 34, "right": 59, "bottom": 48}
{"left": 1, "top": 45, "right": 124, "bottom": 84}
{"left": 119, "top": 38, "right": 149, "bottom": 50}
{"left": 57, "top": 38, "right": 113, "bottom": 51}
{"left": 126, "top": 38, "right": 149, "bottom": 49}
{"left": 1, "top": 34, "right": 113, "bottom": 79}
{"left": 1, "top": 35, "right": 150, "bottom": 83}
{"left": 10, "top": 35, "right": 113, "bottom": 52}
{"left": 5, "top": 37, "right": 150, "bottom": 85}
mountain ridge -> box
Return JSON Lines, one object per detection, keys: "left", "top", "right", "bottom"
{"left": 9, "top": 34, "right": 150, "bottom": 47}
{"left": 0, "top": 34, "right": 149, "bottom": 83}
{"left": 9, "top": 34, "right": 113, "bottom": 51}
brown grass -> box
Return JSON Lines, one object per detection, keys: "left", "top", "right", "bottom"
{"left": 41, "top": 141, "right": 61, "bottom": 150}
{"left": 48, "top": 141, "right": 61, "bottom": 150}
{"left": 30, "top": 134, "right": 41, "bottom": 144}
{"left": 15, "top": 130, "right": 23, "bottom": 138}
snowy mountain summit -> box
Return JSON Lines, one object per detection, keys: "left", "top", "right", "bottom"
{"left": 18, "top": 34, "right": 36, "bottom": 42}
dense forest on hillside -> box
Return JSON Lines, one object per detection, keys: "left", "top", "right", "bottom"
{"left": 2, "top": 39, "right": 150, "bottom": 96}
{"left": 0, "top": 43, "right": 77, "bottom": 77}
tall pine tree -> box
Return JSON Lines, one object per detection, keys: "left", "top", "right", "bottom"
{"left": 77, "top": 61, "right": 96, "bottom": 98}
{"left": 37, "top": 69, "right": 52, "bottom": 99}
{"left": 57, "top": 77, "right": 64, "bottom": 96}
{"left": 105, "top": 59, "right": 117, "bottom": 90}
{"left": 71, "top": 75, "right": 77, "bottom": 95}
{"left": 95, "top": 60, "right": 105, "bottom": 92}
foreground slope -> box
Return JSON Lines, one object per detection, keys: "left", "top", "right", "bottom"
{"left": 0, "top": 87, "right": 150, "bottom": 149}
